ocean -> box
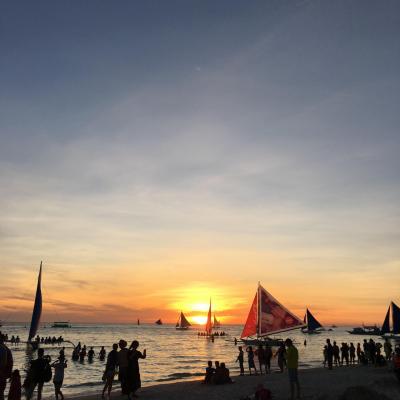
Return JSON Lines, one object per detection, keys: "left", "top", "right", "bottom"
{"left": 0, "top": 323, "right": 396, "bottom": 397}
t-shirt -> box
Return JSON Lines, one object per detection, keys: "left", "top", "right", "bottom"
{"left": 53, "top": 362, "right": 66, "bottom": 383}
{"left": 286, "top": 345, "right": 299, "bottom": 369}
{"left": 118, "top": 348, "right": 129, "bottom": 368}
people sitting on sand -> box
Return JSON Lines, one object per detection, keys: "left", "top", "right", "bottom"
{"left": 204, "top": 361, "right": 215, "bottom": 384}
{"left": 255, "top": 383, "right": 272, "bottom": 400}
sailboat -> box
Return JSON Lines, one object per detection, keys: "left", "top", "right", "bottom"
{"left": 212, "top": 314, "right": 221, "bottom": 329}
{"left": 175, "top": 312, "right": 191, "bottom": 330}
{"left": 381, "top": 301, "right": 400, "bottom": 338}
{"left": 28, "top": 262, "right": 43, "bottom": 349}
{"left": 240, "top": 283, "right": 305, "bottom": 345}
{"left": 205, "top": 299, "right": 212, "bottom": 336}
{"left": 301, "top": 308, "right": 323, "bottom": 334}
{"left": 155, "top": 319, "right": 163, "bottom": 325}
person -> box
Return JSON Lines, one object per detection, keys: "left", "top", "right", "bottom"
{"left": 204, "top": 361, "right": 214, "bottom": 384}
{"left": 264, "top": 344, "right": 272, "bottom": 373}
{"left": 341, "top": 343, "right": 349, "bottom": 366}
{"left": 323, "top": 346, "right": 328, "bottom": 367}
{"left": 59, "top": 348, "right": 65, "bottom": 360}
{"left": 219, "top": 363, "right": 232, "bottom": 384}
{"left": 384, "top": 339, "right": 392, "bottom": 361}
{"left": 303, "top": 340, "right": 307, "bottom": 347}
{"left": 71, "top": 347, "right": 79, "bottom": 361}
{"left": 102, "top": 343, "right": 118, "bottom": 398}
{"left": 79, "top": 346, "right": 86, "bottom": 362}
{"left": 234, "top": 338, "right": 237, "bottom": 346}
{"left": 326, "top": 339, "right": 333, "bottom": 370}
{"left": 127, "top": 340, "right": 146, "bottom": 398}
{"left": 236, "top": 347, "right": 244, "bottom": 376}
{"left": 117, "top": 340, "right": 129, "bottom": 395}
{"left": 393, "top": 346, "right": 400, "bottom": 382}
{"left": 369, "top": 339, "right": 376, "bottom": 364}
{"left": 356, "top": 343, "right": 361, "bottom": 364}
{"left": 0, "top": 335, "right": 13, "bottom": 400}
{"left": 255, "top": 383, "right": 272, "bottom": 400}
{"left": 7, "top": 370, "right": 21, "bottom": 400}
{"left": 25, "top": 348, "right": 50, "bottom": 400}
{"left": 88, "top": 347, "right": 95, "bottom": 362}
{"left": 362, "top": 339, "right": 369, "bottom": 362}
{"left": 51, "top": 357, "right": 67, "bottom": 400}
{"left": 246, "top": 346, "right": 257, "bottom": 375}
{"left": 257, "top": 345, "right": 265, "bottom": 374}
{"left": 213, "top": 361, "right": 222, "bottom": 384}
{"left": 349, "top": 343, "right": 356, "bottom": 364}
{"left": 276, "top": 343, "right": 286, "bottom": 373}
{"left": 333, "top": 341, "right": 340, "bottom": 366}
{"left": 99, "top": 346, "right": 106, "bottom": 361}
{"left": 285, "top": 339, "right": 300, "bottom": 400}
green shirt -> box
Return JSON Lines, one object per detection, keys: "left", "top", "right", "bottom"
{"left": 286, "top": 345, "right": 299, "bottom": 369}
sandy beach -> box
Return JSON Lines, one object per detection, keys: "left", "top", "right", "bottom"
{"left": 71, "top": 365, "right": 400, "bottom": 400}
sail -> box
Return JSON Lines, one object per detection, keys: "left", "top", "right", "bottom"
{"left": 213, "top": 314, "right": 220, "bottom": 328}
{"left": 240, "top": 293, "right": 258, "bottom": 338}
{"left": 392, "top": 302, "right": 400, "bottom": 334}
{"left": 306, "top": 309, "right": 322, "bottom": 331}
{"left": 205, "top": 299, "right": 212, "bottom": 334}
{"left": 155, "top": 319, "right": 162, "bottom": 325}
{"left": 259, "top": 285, "right": 305, "bottom": 336}
{"left": 176, "top": 312, "right": 191, "bottom": 328}
{"left": 381, "top": 306, "right": 390, "bottom": 335}
{"left": 28, "top": 262, "right": 43, "bottom": 342}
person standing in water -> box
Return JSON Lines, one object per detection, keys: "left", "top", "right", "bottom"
{"left": 285, "top": 339, "right": 300, "bottom": 400}
{"left": 51, "top": 357, "right": 67, "bottom": 400}
{"left": 127, "top": 340, "right": 146, "bottom": 398}
{"left": 102, "top": 343, "right": 118, "bottom": 398}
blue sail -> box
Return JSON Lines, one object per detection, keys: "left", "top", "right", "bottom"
{"left": 28, "top": 263, "right": 43, "bottom": 342}
{"left": 392, "top": 301, "right": 400, "bottom": 334}
{"left": 380, "top": 306, "right": 390, "bottom": 335}
{"left": 306, "top": 308, "right": 322, "bottom": 331}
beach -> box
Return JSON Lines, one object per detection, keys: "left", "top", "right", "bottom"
{"left": 71, "top": 365, "right": 399, "bottom": 400}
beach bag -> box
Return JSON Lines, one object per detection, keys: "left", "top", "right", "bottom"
{"left": 43, "top": 363, "right": 52, "bottom": 383}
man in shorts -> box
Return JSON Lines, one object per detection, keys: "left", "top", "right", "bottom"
{"left": 285, "top": 339, "right": 300, "bottom": 400}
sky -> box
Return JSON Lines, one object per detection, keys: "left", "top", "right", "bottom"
{"left": 0, "top": 0, "right": 399, "bottom": 326}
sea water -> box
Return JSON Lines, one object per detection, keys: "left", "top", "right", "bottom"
{"left": 1, "top": 323, "right": 396, "bottom": 397}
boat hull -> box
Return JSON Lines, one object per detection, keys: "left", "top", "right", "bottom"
{"left": 241, "top": 338, "right": 283, "bottom": 347}
{"left": 175, "top": 327, "right": 189, "bottom": 330}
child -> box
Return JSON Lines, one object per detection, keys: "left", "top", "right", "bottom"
{"left": 52, "top": 357, "right": 67, "bottom": 400}
{"left": 8, "top": 370, "right": 21, "bottom": 400}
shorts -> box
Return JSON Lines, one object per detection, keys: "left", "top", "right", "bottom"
{"left": 288, "top": 368, "right": 298, "bottom": 383}
{"left": 53, "top": 380, "right": 63, "bottom": 390}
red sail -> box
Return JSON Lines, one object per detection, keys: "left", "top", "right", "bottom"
{"left": 259, "top": 285, "right": 304, "bottom": 336}
{"left": 240, "top": 293, "right": 258, "bottom": 338}
{"left": 205, "top": 299, "right": 212, "bottom": 334}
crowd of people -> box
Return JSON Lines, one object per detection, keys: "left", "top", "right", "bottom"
{"left": 0, "top": 335, "right": 147, "bottom": 400}
{"left": 203, "top": 361, "right": 233, "bottom": 385}
{"left": 323, "top": 337, "right": 394, "bottom": 369}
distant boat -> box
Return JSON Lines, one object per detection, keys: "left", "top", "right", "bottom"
{"left": 51, "top": 321, "right": 71, "bottom": 328}
{"left": 301, "top": 308, "right": 323, "bottom": 334}
{"left": 240, "top": 283, "right": 305, "bottom": 346}
{"left": 212, "top": 314, "right": 221, "bottom": 329}
{"left": 176, "top": 312, "right": 191, "bottom": 330}
{"left": 347, "top": 325, "right": 381, "bottom": 336}
{"left": 380, "top": 301, "right": 400, "bottom": 338}
{"left": 28, "top": 262, "right": 43, "bottom": 348}
{"left": 155, "top": 319, "right": 163, "bottom": 325}
{"left": 137, "top": 319, "right": 140, "bottom": 326}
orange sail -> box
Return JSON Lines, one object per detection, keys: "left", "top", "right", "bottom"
{"left": 205, "top": 299, "right": 212, "bottom": 334}
{"left": 240, "top": 293, "right": 258, "bottom": 338}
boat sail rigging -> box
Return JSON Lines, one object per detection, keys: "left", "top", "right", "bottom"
{"left": 381, "top": 302, "right": 400, "bottom": 337}
{"left": 28, "top": 262, "right": 43, "bottom": 344}
{"left": 302, "top": 308, "right": 323, "bottom": 334}
{"left": 176, "top": 312, "right": 191, "bottom": 330}
{"left": 241, "top": 283, "right": 304, "bottom": 342}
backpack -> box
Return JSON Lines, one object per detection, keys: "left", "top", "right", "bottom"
{"left": 43, "top": 362, "right": 52, "bottom": 383}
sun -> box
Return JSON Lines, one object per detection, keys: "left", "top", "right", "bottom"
{"left": 190, "top": 315, "right": 207, "bottom": 325}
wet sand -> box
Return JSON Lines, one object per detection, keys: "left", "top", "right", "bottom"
{"left": 71, "top": 365, "right": 400, "bottom": 400}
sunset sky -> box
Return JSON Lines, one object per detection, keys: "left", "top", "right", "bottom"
{"left": 0, "top": 1, "right": 399, "bottom": 326}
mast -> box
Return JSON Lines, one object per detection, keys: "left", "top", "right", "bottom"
{"left": 28, "top": 262, "right": 43, "bottom": 342}
{"left": 257, "top": 282, "right": 261, "bottom": 337}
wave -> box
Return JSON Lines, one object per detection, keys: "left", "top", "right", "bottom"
{"left": 153, "top": 372, "right": 204, "bottom": 382}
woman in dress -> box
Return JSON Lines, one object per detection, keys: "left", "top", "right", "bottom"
{"left": 127, "top": 341, "right": 146, "bottom": 398}
{"left": 246, "top": 346, "right": 258, "bottom": 375}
